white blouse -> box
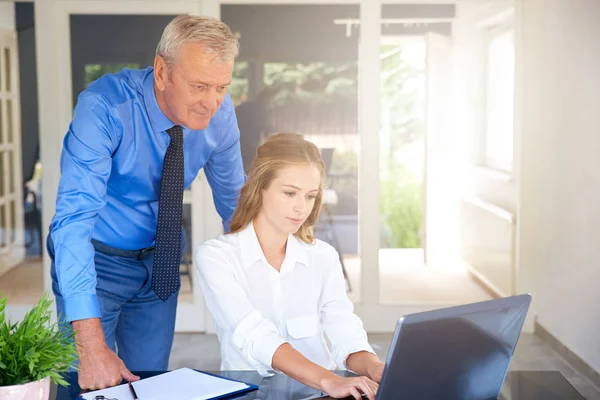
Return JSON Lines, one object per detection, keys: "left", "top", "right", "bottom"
{"left": 194, "top": 222, "right": 375, "bottom": 375}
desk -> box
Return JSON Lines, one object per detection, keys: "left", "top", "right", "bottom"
{"left": 51, "top": 370, "right": 584, "bottom": 400}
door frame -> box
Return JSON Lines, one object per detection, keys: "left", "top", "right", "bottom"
{"left": 0, "top": 28, "right": 25, "bottom": 277}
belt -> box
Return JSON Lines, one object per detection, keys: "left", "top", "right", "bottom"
{"left": 91, "top": 239, "right": 156, "bottom": 261}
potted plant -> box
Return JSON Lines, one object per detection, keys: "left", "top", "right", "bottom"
{"left": 0, "top": 292, "right": 77, "bottom": 400}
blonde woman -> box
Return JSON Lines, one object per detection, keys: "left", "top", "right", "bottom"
{"left": 195, "top": 133, "right": 385, "bottom": 399}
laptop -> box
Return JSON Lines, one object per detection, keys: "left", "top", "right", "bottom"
{"left": 310, "top": 294, "right": 531, "bottom": 400}
{"left": 377, "top": 294, "right": 531, "bottom": 400}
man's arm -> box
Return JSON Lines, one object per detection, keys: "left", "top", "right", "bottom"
{"left": 203, "top": 105, "right": 246, "bottom": 232}
{"left": 51, "top": 93, "right": 117, "bottom": 322}
{"left": 51, "top": 93, "right": 138, "bottom": 389}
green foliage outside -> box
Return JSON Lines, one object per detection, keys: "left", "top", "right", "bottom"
{"left": 379, "top": 43, "right": 425, "bottom": 248}
{"left": 380, "top": 165, "right": 423, "bottom": 248}
{"left": 84, "top": 63, "right": 141, "bottom": 89}
{"left": 249, "top": 43, "right": 425, "bottom": 249}
{"left": 229, "top": 62, "right": 249, "bottom": 106}
{"left": 77, "top": 45, "right": 425, "bottom": 249}
{"left": 264, "top": 62, "right": 357, "bottom": 107}
{"left": 0, "top": 292, "right": 76, "bottom": 387}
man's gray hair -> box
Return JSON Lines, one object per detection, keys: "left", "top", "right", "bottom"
{"left": 156, "top": 15, "right": 239, "bottom": 66}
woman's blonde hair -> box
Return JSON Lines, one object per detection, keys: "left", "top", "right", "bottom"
{"left": 230, "top": 133, "right": 326, "bottom": 244}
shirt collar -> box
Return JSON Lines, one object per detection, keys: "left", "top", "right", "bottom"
{"left": 238, "top": 221, "right": 309, "bottom": 270}
{"left": 142, "top": 68, "right": 176, "bottom": 134}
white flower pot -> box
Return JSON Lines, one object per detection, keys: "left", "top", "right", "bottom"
{"left": 0, "top": 377, "right": 51, "bottom": 400}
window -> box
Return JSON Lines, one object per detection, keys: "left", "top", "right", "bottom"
{"left": 84, "top": 63, "right": 140, "bottom": 89}
{"left": 484, "top": 26, "right": 514, "bottom": 173}
{"left": 229, "top": 61, "right": 249, "bottom": 107}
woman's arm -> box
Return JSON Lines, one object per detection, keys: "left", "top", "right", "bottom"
{"left": 319, "top": 246, "right": 385, "bottom": 382}
{"left": 272, "top": 343, "right": 379, "bottom": 400}
{"left": 346, "top": 351, "right": 386, "bottom": 383}
{"left": 196, "top": 242, "right": 379, "bottom": 399}
{"left": 195, "top": 243, "right": 286, "bottom": 372}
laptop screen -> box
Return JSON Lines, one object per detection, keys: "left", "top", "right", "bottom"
{"left": 378, "top": 295, "right": 530, "bottom": 400}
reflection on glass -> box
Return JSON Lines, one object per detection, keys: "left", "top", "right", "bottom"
{"left": 84, "top": 63, "right": 141, "bottom": 89}
{"left": 261, "top": 62, "right": 359, "bottom": 299}
{"left": 226, "top": 4, "right": 360, "bottom": 300}
{"left": 229, "top": 62, "right": 249, "bottom": 107}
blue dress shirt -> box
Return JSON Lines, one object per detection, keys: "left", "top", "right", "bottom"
{"left": 50, "top": 67, "right": 245, "bottom": 322}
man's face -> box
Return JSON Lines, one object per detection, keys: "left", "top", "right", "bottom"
{"left": 154, "top": 42, "right": 233, "bottom": 130}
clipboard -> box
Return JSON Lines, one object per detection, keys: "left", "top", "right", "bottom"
{"left": 79, "top": 368, "right": 259, "bottom": 400}
{"left": 192, "top": 370, "right": 259, "bottom": 400}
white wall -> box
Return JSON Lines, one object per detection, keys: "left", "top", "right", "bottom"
{"left": 518, "top": 0, "right": 600, "bottom": 372}
{"left": 453, "top": 2, "right": 518, "bottom": 297}
{"left": 0, "top": 3, "right": 14, "bottom": 30}
{"left": 453, "top": 2, "right": 517, "bottom": 215}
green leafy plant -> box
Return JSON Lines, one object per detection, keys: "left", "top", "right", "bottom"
{"left": 0, "top": 292, "right": 77, "bottom": 387}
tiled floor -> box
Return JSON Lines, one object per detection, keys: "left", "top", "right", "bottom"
{"left": 0, "top": 256, "right": 44, "bottom": 304}
{"left": 0, "top": 256, "right": 195, "bottom": 304}
{"left": 169, "top": 332, "right": 600, "bottom": 399}
{"left": 344, "top": 249, "right": 493, "bottom": 304}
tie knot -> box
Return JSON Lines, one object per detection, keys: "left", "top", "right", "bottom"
{"left": 167, "top": 125, "right": 183, "bottom": 137}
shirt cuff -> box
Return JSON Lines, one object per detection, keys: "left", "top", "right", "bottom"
{"left": 63, "top": 294, "right": 102, "bottom": 323}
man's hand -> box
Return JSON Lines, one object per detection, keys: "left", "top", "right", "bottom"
{"left": 73, "top": 318, "right": 139, "bottom": 390}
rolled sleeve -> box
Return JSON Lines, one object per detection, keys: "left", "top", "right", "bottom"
{"left": 320, "top": 247, "right": 376, "bottom": 369}
{"left": 195, "top": 242, "right": 287, "bottom": 372}
{"left": 232, "top": 311, "right": 286, "bottom": 372}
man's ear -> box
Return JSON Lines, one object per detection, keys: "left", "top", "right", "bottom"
{"left": 154, "top": 55, "right": 168, "bottom": 91}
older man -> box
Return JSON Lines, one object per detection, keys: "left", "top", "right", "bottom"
{"left": 47, "top": 15, "right": 245, "bottom": 389}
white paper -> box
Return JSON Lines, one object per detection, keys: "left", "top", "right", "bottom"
{"left": 82, "top": 368, "right": 250, "bottom": 400}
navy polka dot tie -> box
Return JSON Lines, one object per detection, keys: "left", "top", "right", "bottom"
{"left": 152, "top": 125, "right": 184, "bottom": 301}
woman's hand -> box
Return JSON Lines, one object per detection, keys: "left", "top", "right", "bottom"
{"left": 319, "top": 374, "right": 379, "bottom": 400}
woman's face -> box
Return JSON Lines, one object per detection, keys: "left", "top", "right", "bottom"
{"left": 258, "top": 164, "right": 321, "bottom": 237}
